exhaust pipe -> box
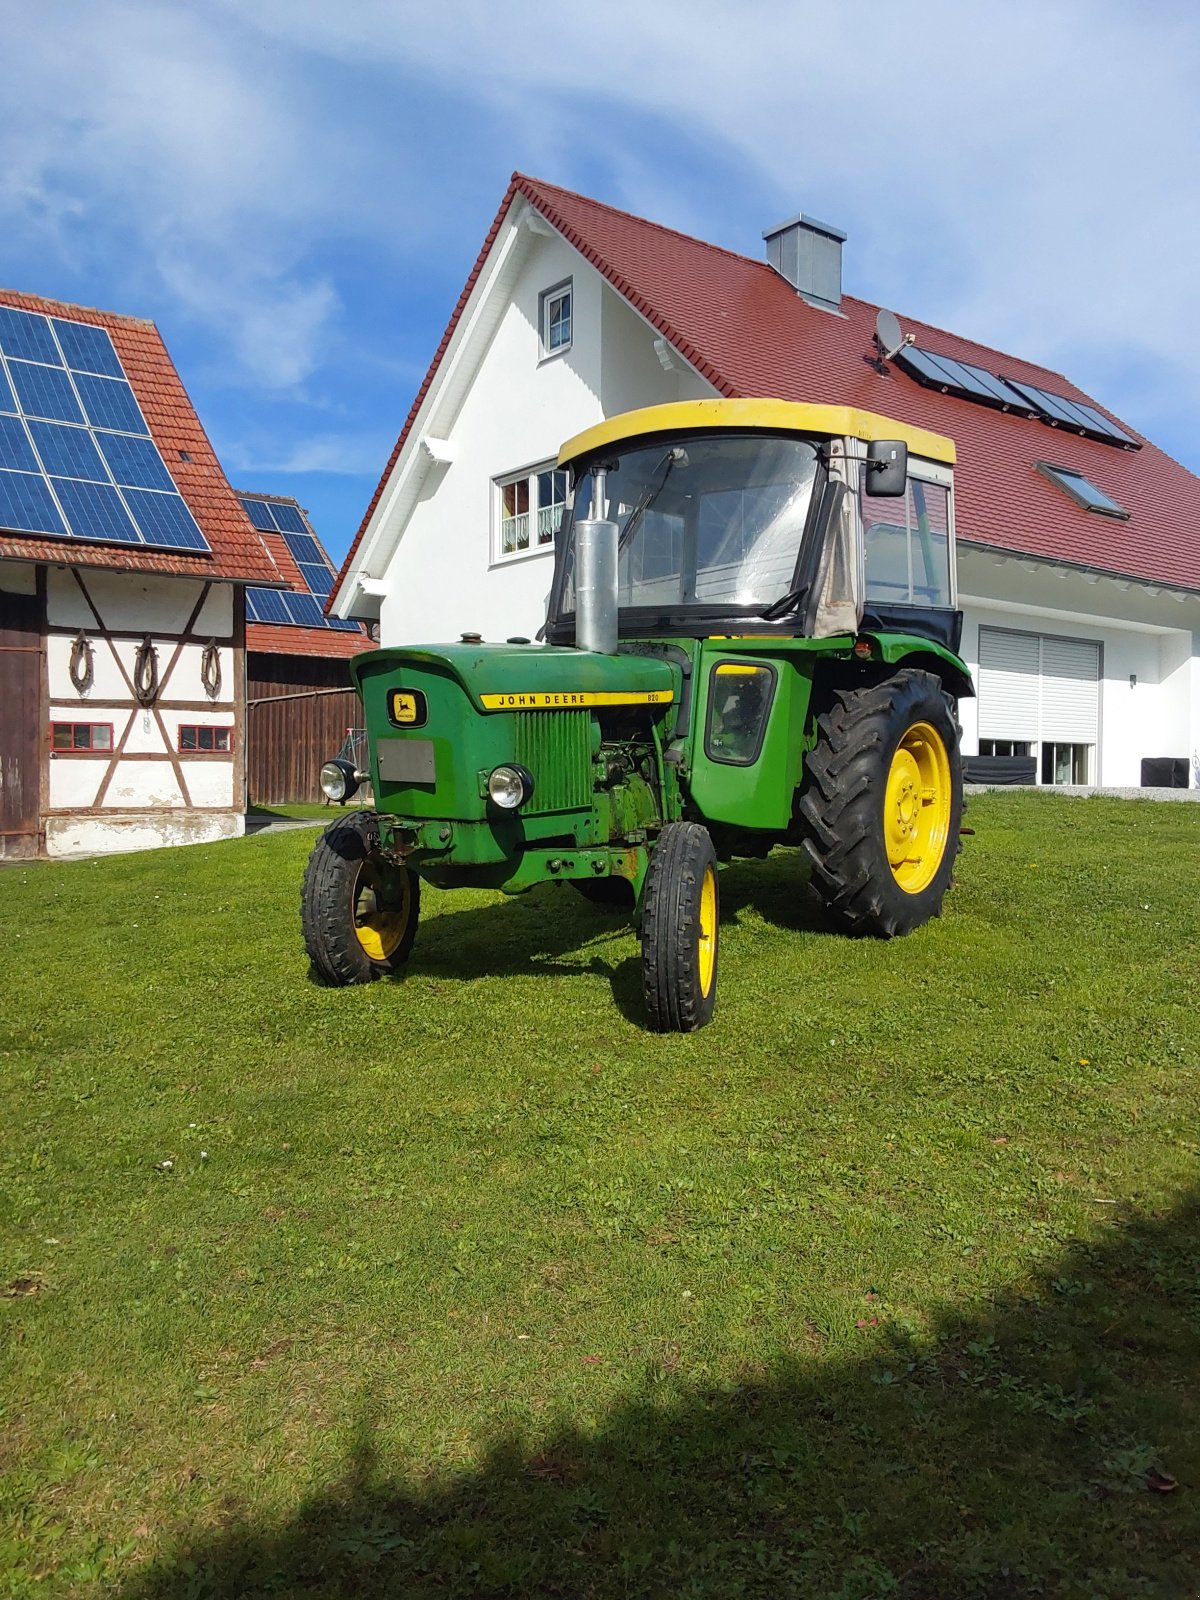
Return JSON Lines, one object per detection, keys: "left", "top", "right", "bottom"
{"left": 575, "top": 466, "right": 618, "bottom": 654}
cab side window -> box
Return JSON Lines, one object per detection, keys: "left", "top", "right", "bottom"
{"left": 862, "top": 477, "right": 951, "bottom": 607}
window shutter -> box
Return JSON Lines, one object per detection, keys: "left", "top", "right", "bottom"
{"left": 1040, "top": 636, "right": 1100, "bottom": 742}
{"left": 978, "top": 627, "right": 1040, "bottom": 740}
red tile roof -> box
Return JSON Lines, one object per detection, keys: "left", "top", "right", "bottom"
{"left": 241, "top": 492, "right": 370, "bottom": 659}
{"left": 337, "top": 174, "right": 1200, "bottom": 598}
{"left": 0, "top": 288, "right": 279, "bottom": 583}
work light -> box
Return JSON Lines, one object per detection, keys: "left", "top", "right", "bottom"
{"left": 320, "top": 758, "right": 360, "bottom": 802}
{"left": 487, "top": 764, "right": 534, "bottom": 809}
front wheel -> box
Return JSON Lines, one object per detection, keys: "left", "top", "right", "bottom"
{"left": 797, "top": 669, "right": 962, "bottom": 937}
{"left": 301, "top": 810, "right": 419, "bottom": 985}
{"left": 640, "top": 822, "right": 719, "bottom": 1032}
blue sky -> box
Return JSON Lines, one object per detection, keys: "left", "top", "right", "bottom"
{"left": 4, "top": 0, "right": 1198, "bottom": 565}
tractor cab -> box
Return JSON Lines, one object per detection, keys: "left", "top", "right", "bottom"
{"left": 545, "top": 399, "right": 960, "bottom": 655}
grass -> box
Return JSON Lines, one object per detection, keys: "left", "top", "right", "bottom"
{"left": 246, "top": 803, "right": 344, "bottom": 822}
{"left": 1, "top": 790, "right": 1198, "bottom": 1597}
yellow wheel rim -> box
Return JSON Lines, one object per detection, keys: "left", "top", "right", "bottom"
{"left": 353, "top": 856, "right": 409, "bottom": 962}
{"left": 883, "top": 721, "right": 952, "bottom": 895}
{"left": 697, "top": 863, "right": 717, "bottom": 998}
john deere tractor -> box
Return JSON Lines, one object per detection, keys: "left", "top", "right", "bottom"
{"left": 303, "top": 399, "right": 972, "bottom": 1030}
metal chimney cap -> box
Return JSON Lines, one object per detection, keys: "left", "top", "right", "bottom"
{"left": 763, "top": 213, "right": 847, "bottom": 244}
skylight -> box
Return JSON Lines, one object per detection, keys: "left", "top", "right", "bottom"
{"left": 1004, "top": 380, "right": 1138, "bottom": 448}
{"left": 1036, "top": 463, "right": 1130, "bottom": 519}
{"left": 241, "top": 496, "right": 361, "bottom": 632}
{"left": 0, "top": 306, "right": 210, "bottom": 552}
{"left": 895, "top": 346, "right": 1033, "bottom": 412}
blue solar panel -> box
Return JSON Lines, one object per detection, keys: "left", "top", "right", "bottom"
{"left": 282, "top": 591, "right": 326, "bottom": 627}
{"left": 74, "top": 372, "right": 148, "bottom": 435}
{"left": 245, "top": 586, "right": 291, "bottom": 624}
{"left": 268, "top": 500, "right": 307, "bottom": 534}
{"left": 53, "top": 478, "right": 140, "bottom": 543}
{"left": 8, "top": 361, "right": 85, "bottom": 424}
{"left": 0, "top": 469, "right": 66, "bottom": 535}
{"left": 328, "top": 616, "right": 361, "bottom": 632}
{"left": 0, "top": 308, "right": 62, "bottom": 364}
{"left": 239, "top": 496, "right": 277, "bottom": 531}
{"left": 27, "top": 420, "right": 108, "bottom": 482}
{"left": 96, "top": 431, "right": 174, "bottom": 491}
{"left": 0, "top": 416, "right": 38, "bottom": 473}
{"left": 51, "top": 318, "right": 124, "bottom": 378}
{"left": 298, "top": 562, "right": 332, "bottom": 597}
{"left": 283, "top": 531, "right": 324, "bottom": 566}
{"left": 122, "top": 488, "right": 208, "bottom": 550}
{"left": 0, "top": 364, "right": 15, "bottom": 415}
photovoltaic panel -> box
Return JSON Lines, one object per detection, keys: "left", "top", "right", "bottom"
{"left": 267, "top": 500, "right": 307, "bottom": 534}
{"left": 245, "top": 586, "right": 291, "bottom": 624}
{"left": 27, "top": 420, "right": 108, "bottom": 482}
{"left": 0, "top": 415, "right": 38, "bottom": 473}
{"left": 74, "top": 372, "right": 148, "bottom": 434}
{"left": 239, "top": 495, "right": 277, "bottom": 531}
{"left": 122, "top": 487, "right": 208, "bottom": 549}
{"left": 299, "top": 563, "right": 332, "bottom": 597}
{"left": 51, "top": 318, "right": 124, "bottom": 378}
{"left": 283, "top": 591, "right": 326, "bottom": 627}
{"left": 52, "top": 478, "right": 141, "bottom": 543}
{"left": 328, "top": 615, "right": 361, "bottom": 631}
{"left": 8, "top": 361, "right": 86, "bottom": 424}
{"left": 282, "top": 531, "right": 324, "bottom": 566}
{"left": 96, "top": 431, "right": 175, "bottom": 491}
{"left": 0, "top": 470, "right": 66, "bottom": 535}
{"left": 0, "top": 308, "right": 211, "bottom": 554}
{"left": 0, "top": 307, "right": 62, "bottom": 364}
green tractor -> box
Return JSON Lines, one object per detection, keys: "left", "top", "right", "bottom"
{"left": 304, "top": 398, "right": 972, "bottom": 1031}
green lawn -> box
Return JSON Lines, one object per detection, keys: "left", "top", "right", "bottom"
{"left": 1, "top": 793, "right": 1198, "bottom": 1598}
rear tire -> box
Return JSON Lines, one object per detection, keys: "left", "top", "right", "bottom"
{"left": 797, "top": 669, "right": 961, "bottom": 937}
{"left": 640, "top": 822, "right": 719, "bottom": 1032}
{"left": 301, "top": 810, "right": 419, "bottom": 985}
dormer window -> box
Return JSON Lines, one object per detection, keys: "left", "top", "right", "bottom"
{"left": 1036, "top": 462, "right": 1130, "bottom": 519}
{"left": 539, "top": 280, "right": 572, "bottom": 357}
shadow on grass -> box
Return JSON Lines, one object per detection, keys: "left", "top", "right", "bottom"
{"left": 122, "top": 1194, "right": 1200, "bottom": 1598}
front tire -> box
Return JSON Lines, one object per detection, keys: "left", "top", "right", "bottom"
{"left": 797, "top": 669, "right": 961, "bottom": 937}
{"left": 640, "top": 822, "right": 719, "bottom": 1032}
{"left": 301, "top": 810, "right": 419, "bottom": 985}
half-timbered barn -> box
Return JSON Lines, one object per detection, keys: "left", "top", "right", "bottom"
{"left": 237, "top": 492, "right": 371, "bottom": 807}
{"left": 0, "top": 290, "right": 282, "bottom": 858}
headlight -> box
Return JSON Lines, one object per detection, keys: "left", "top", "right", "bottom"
{"left": 320, "top": 758, "right": 360, "bottom": 802}
{"left": 487, "top": 763, "right": 534, "bottom": 810}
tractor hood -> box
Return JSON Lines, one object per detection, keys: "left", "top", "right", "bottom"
{"left": 352, "top": 642, "right": 677, "bottom": 713}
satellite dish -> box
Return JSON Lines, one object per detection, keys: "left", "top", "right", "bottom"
{"left": 874, "top": 308, "right": 913, "bottom": 364}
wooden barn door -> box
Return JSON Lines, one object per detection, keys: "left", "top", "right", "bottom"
{"left": 0, "top": 586, "right": 44, "bottom": 857}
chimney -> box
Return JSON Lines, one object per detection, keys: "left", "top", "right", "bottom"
{"left": 763, "top": 213, "right": 846, "bottom": 312}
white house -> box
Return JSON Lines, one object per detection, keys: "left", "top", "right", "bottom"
{"left": 330, "top": 175, "right": 1200, "bottom": 790}
{"left": 0, "top": 289, "right": 286, "bottom": 857}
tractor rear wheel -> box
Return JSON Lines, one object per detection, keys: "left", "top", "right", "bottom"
{"left": 301, "top": 810, "right": 420, "bottom": 984}
{"left": 640, "top": 822, "right": 720, "bottom": 1032}
{"left": 797, "top": 669, "right": 961, "bottom": 937}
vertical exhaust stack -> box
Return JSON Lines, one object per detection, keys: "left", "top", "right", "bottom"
{"left": 575, "top": 466, "right": 618, "bottom": 653}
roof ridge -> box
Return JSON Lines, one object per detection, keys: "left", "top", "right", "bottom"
{"left": 0, "top": 286, "right": 157, "bottom": 329}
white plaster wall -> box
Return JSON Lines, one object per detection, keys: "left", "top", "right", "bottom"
{"left": 0, "top": 561, "right": 37, "bottom": 595}
{"left": 183, "top": 760, "right": 235, "bottom": 807}
{"left": 377, "top": 240, "right": 718, "bottom": 646}
{"left": 48, "top": 759, "right": 104, "bottom": 809}
{"left": 46, "top": 568, "right": 233, "bottom": 634}
{"left": 102, "top": 760, "right": 186, "bottom": 809}
{"left": 46, "top": 811, "right": 243, "bottom": 858}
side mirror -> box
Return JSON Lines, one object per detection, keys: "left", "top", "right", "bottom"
{"left": 864, "top": 439, "right": 908, "bottom": 497}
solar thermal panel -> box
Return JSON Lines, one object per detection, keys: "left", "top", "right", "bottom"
{"left": 1004, "top": 379, "right": 1138, "bottom": 446}
{"left": 0, "top": 307, "right": 62, "bottom": 364}
{"left": 74, "top": 372, "right": 148, "bottom": 434}
{"left": 51, "top": 318, "right": 124, "bottom": 378}
{"left": 0, "top": 469, "right": 67, "bottom": 535}
{"left": 8, "top": 361, "right": 85, "bottom": 424}
{"left": 96, "top": 431, "right": 175, "bottom": 491}
{"left": 27, "top": 420, "right": 109, "bottom": 482}
{"left": 0, "top": 415, "right": 38, "bottom": 473}
{"left": 52, "top": 478, "right": 141, "bottom": 543}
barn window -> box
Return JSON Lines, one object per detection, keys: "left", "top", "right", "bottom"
{"left": 50, "top": 721, "right": 113, "bottom": 751}
{"left": 179, "top": 724, "right": 232, "bottom": 752}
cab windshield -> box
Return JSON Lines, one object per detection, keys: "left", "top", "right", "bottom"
{"left": 560, "top": 433, "right": 820, "bottom": 615}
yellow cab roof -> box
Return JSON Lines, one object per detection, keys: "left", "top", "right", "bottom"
{"left": 559, "top": 398, "right": 956, "bottom": 468}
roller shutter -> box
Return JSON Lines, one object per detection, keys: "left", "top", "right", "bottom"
{"left": 978, "top": 626, "right": 1100, "bottom": 744}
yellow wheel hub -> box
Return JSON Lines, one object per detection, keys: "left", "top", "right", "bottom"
{"left": 353, "top": 856, "right": 409, "bottom": 962}
{"left": 697, "top": 863, "right": 717, "bottom": 998}
{"left": 883, "top": 721, "right": 952, "bottom": 895}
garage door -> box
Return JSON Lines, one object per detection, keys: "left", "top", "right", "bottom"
{"left": 977, "top": 626, "right": 1100, "bottom": 779}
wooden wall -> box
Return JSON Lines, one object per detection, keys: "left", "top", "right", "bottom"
{"left": 246, "top": 653, "right": 361, "bottom": 806}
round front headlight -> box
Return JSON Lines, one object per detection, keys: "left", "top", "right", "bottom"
{"left": 487, "top": 763, "right": 534, "bottom": 810}
{"left": 320, "top": 759, "right": 359, "bottom": 802}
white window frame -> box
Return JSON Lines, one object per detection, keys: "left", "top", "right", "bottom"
{"left": 539, "top": 279, "right": 572, "bottom": 359}
{"left": 492, "top": 461, "right": 569, "bottom": 566}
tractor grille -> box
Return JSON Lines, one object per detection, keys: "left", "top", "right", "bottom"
{"left": 513, "top": 710, "right": 592, "bottom": 814}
